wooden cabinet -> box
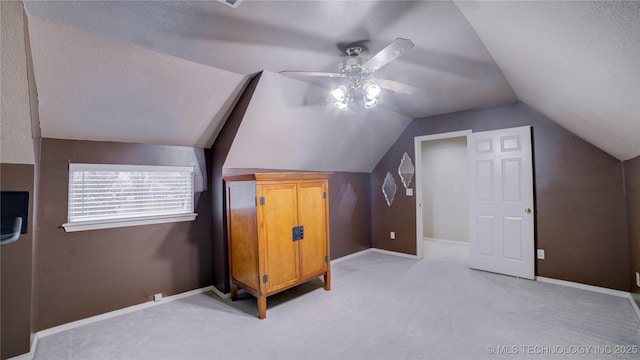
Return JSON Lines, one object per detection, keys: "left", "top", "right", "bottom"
{"left": 224, "top": 172, "right": 332, "bottom": 319}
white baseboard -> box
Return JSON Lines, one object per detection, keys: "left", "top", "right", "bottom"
{"left": 38, "top": 286, "right": 214, "bottom": 339}
{"left": 332, "top": 247, "right": 420, "bottom": 260}
{"left": 424, "top": 237, "right": 469, "bottom": 246}
{"left": 629, "top": 294, "right": 640, "bottom": 321}
{"left": 536, "top": 276, "right": 640, "bottom": 322}
{"left": 330, "top": 249, "right": 374, "bottom": 264}
{"left": 536, "top": 276, "right": 628, "bottom": 298}
{"left": 331, "top": 247, "right": 422, "bottom": 265}
{"left": 209, "top": 284, "right": 231, "bottom": 299}
{"left": 370, "top": 248, "right": 420, "bottom": 259}
{"left": 9, "top": 286, "right": 214, "bottom": 360}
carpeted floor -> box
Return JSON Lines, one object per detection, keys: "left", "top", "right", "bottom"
{"left": 34, "top": 241, "right": 640, "bottom": 360}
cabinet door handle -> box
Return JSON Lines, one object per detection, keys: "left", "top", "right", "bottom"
{"left": 292, "top": 225, "right": 304, "bottom": 241}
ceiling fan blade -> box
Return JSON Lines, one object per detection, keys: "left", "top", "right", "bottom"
{"left": 363, "top": 38, "right": 414, "bottom": 73}
{"left": 279, "top": 71, "right": 343, "bottom": 78}
{"left": 376, "top": 78, "right": 419, "bottom": 95}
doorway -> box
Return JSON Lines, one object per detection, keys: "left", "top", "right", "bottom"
{"left": 414, "top": 127, "right": 535, "bottom": 280}
{"left": 414, "top": 130, "right": 471, "bottom": 259}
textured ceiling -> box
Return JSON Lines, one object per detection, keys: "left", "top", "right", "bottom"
{"left": 27, "top": 16, "right": 246, "bottom": 148}
{"left": 224, "top": 71, "right": 412, "bottom": 172}
{"left": 455, "top": 1, "right": 640, "bottom": 160}
{"left": 21, "top": 0, "right": 640, "bottom": 166}
{"left": 1, "top": 1, "right": 35, "bottom": 164}
{"left": 25, "top": 1, "right": 517, "bottom": 119}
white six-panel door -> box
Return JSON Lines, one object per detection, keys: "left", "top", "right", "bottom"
{"left": 468, "top": 126, "right": 534, "bottom": 279}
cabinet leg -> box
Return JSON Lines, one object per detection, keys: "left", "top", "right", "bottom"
{"left": 230, "top": 284, "right": 238, "bottom": 301}
{"left": 257, "top": 295, "right": 267, "bottom": 319}
{"left": 324, "top": 271, "right": 331, "bottom": 291}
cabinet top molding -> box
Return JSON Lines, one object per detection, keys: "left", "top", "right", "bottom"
{"left": 223, "top": 171, "right": 334, "bottom": 182}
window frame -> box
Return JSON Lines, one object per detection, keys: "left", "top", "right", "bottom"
{"left": 62, "top": 163, "right": 197, "bottom": 232}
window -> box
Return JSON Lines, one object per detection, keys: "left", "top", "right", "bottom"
{"left": 62, "top": 164, "right": 197, "bottom": 232}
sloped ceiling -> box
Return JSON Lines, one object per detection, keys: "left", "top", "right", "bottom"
{"left": 27, "top": 16, "right": 246, "bottom": 148}
{"left": 1, "top": 1, "right": 34, "bottom": 164}
{"left": 224, "top": 71, "right": 412, "bottom": 172}
{"left": 21, "top": 0, "right": 640, "bottom": 170}
{"left": 455, "top": 1, "right": 640, "bottom": 160}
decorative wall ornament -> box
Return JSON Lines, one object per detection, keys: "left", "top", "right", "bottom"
{"left": 382, "top": 171, "right": 398, "bottom": 207}
{"left": 398, "top": 152, "right": 415, "bottom": 189}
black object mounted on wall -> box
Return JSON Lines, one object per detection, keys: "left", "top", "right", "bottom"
{"left": 1, "top": 191, "right": 29, "bottom": 246}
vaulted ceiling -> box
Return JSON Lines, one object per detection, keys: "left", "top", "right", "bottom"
{"left": 22, "top": 1, "right": 640, "bottom": 172}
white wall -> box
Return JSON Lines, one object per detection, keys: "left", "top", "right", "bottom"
{"left": 421, "top": 137, "right": 469, "bottom": 242}
{"left": 26, "top": 16, "right": 247, "bottom": 149}
{"left": 1, "top": 1, "right": 35, "bottom": 164}
{"left": 224, "top": 71, "right": 412, "bottom": 173}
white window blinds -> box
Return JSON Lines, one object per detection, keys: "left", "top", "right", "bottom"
{"left": 64, "top": 164, "right": 195, "bottom": 230}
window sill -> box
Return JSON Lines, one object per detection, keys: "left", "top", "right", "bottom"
{"left": 62, "top": 213, "right": 198, "bottom": 232}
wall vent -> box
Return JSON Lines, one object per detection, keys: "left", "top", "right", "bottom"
{"left": 218, "top": 0, "right": 242, "bottom": 8}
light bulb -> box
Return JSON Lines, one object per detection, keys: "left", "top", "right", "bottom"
{"left": 364, "top": 97, "right": 378, "bottom": 109}
{"left": 364, "top": 83, "right": 381, "bottom": 100}
{"left": 335, "top": 101, "right": 348, "bottom": 111}
{"left": 331, "top": 86, "right": 347, "bottom": 102}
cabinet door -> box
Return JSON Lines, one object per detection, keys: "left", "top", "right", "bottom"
{"left": 297, "top": 181, "right": 328, "bottom": 279}
{"left": 259, "top": 183, "right": 299, "bottom": 294}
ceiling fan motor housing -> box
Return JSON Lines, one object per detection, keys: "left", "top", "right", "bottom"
{"left": 339, "top": 57, "right": 371, "bottom": 87}
{"left": 345, "top": 46, "right": 363, "bottom": 57}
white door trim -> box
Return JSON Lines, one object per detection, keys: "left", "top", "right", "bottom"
{"left": 414, "top": 130, "right": 472, "bottom": 258}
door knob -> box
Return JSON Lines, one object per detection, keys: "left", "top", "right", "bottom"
{"left": 524, "top": 208, "right": 531, "bottom": 214}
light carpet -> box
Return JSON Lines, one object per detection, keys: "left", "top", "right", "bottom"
{"left": 34, "top": 241, "right": 640, "bottom": 359}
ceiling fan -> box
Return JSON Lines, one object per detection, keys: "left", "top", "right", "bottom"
{"left": 280, "top": 38, "right": 419, "bottom": 110}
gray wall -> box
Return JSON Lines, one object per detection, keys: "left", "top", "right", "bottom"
{"left": 372, "top": 103, "right": 630, "bottom": 291}
{"left": 1, "top": 2, "right": 37, "bottom": 358}
{"left": 209, "top": 74, "right": 262, "bottom": 293}
{"left": 1, "top": 164, "right": 34, "bottom": 359}
{"left": 329, "top": 172, "right": 372, "bottom": 258}
{"left": 34, "top": 138, "right": 212, "bottom": 330}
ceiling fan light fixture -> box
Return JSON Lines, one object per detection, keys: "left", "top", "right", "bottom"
{"left": 364, "top": 97, "right": 379, "bottom": 109}
{"left": 331, "top": 86, "right": 348, "bottom": 102}
{"left": 281, "top": 38, "right": 415, "bottom": 112}
{"left": 364, "top": 83, "right": 381, "bottom": 100}
{"left": 335, "top": 100, "right": 349, "bottom": 111}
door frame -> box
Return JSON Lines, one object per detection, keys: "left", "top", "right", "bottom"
{"left": 414, "top": 130, "right": 472, "bottom": 259}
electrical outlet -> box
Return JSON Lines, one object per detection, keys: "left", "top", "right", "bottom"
{"left": 390, "top": 232, "right": 396, "bottom": 240}
{"left": 636, "top": 272, "right": 640, "bottom": 288}
{"left": 154, "top": 293, "right": 163, "bottom": 302}
{"left": 536, "top": 249, "right": 545, "bottom": 260}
